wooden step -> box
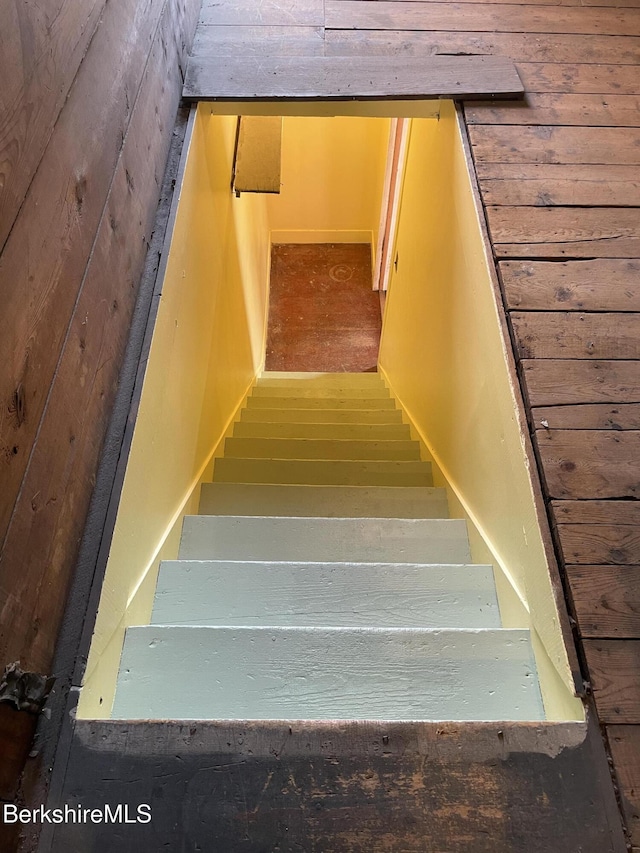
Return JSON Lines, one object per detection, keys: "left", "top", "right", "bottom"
{"left": 112, "top": 626, "right": 544, "bottom": 721}
{"left": 212, "top": 457, "right": 433, "bottom": 486}
{"left": 252, "top": 385, "right": 390, "bottom": 399}
{"left": 151, "top": 561, "right": 501, "bottom": 629}
{"left": 240, "top": 407, "right": 403, "bottom": 424}
{"left": 223, "top": 436, "right": 421, "bottom": 461}
{"left": 232, "top": 420, "right": 412, "bottom": 440}
{"left": 198, "top": 483, "right": 449, "bottom": 518}
{"left": 178, "top": 516, "right": 471, "bottom": 563}
{"left": 259, "top": 371, "right": 385, "bottom": 387}
{"left": 247, "top": 395, "right": 397, "bottom": 410}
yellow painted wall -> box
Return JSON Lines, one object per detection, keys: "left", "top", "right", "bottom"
{"left": 78, "top": 106, "right": 271, "bottom": 717}
{"left": 379, "top": 101, "right": 582, "bottom": 720}
{"left": 268, "top": 116, "right": 389, "bottom": 251}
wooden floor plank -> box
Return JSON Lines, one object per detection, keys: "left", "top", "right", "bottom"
{"left": 488, "top": 207, "right": 640, "bottom": 259}
{"left": 326, "top": 30, "right": 640, "bottom": 65}
{"left": 559, "top": 525, "right": 640, "bottom": 564}
{"left": 583, "top": 640, "right": 640, "bottom": 723}
{"left": 522, "top": 360, "right": 640, "bottom": 406}
{"left": 532, "top": 403, "right": 640, "bottom": 429}
{"left": 466, "top": 95, "right": 640, "bottom": 127}
{"left": 190, "top": 25, "right": 326, "bottom": 56}
{"left": 567, "top": 566, "right": 640, "bottom": 637}
{"left": 535, "top": 429, "right": 640, "bottom": 499}
{"left": 608, "top": 726, "right": 640, "bottom": 848}
{"left": 199, "top": 0, "right": 325, "bottom": 26}
{"left": 325, "top": 2, "right": 640, "bottom": 37}
{"left": 511, "top": 313, "right": 640, "bottom": 360}
{"left": 552, "top": 500, "right": 640, "bottom": 525}
{"left": 184, "top": 54, "right": 524, "bottom": 99}
{"left": 500, "top": 260, "right": 640, "bottom": 311}
{"left": 470, "top": 126, "right": 640, "bottom": 165}
{"left": 516, "top": 63, "right": 640, "bottom": 94}
{"left": 480, "top": 164, "right": 640, "bottom": 207}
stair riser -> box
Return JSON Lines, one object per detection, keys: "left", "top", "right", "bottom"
{"left": 247, "top": 397, "right": 397, "bottom": 410}
{"left": 233, "top": 421, "right": 412, "bottom": 440}
{"left": 252, "top": 386, "right": 390, "bottom": 399}
{"left": 179, "top": 516, "right": 471, "bottom": 563}
{"left": 259, "top": 372, "right": 385, "bottom": 387}
{"left": 113, "top": 627, "right": 544, "bottom": 721}
{"left": 240, "top": 408, "right": 403, "bottom": 424}
{"left": 152, "top": 562, "right": 500, "bottom": 629}
{"left": 213, "top": 457, "right": 433, "bottom": 486}
{"left": 199, "top": 484, "right": 449, "bottom": 518}
{"left": 223, "top": 437, "right": 421, "bottom": 461}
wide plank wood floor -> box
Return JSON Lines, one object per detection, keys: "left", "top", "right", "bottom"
{"left": 186, "top": 2, "right": 640, "bottom": 847}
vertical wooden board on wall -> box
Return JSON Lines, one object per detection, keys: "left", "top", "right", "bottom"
{"left": 0, "top": 0, "right": 196, "bottom": 676}
{"left": 0, "top": 0, "right": 173, "bottom": 564}
{"left": 0, "top": 0, "right": 106, "bottom": 250}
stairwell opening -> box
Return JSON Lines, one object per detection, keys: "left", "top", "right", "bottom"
{"left": 75, "top": 100, "right": 584, "bottom": 724}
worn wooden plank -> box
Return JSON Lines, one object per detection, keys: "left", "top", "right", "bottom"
{"left": 470, "top": 127, "right": 640, "bottom": 165}
{"left": 512, "top": 313, "right": 640, "bottom": 360}
{"left": 0, "top": 0, "right": 192, "bottom": 676}
{"left": 466, "top": 95, "right": 640, "bottom": 127}
{"left": 0, "top": 0, "right": 172, "bottom": 551}
{"left": 583, "top": 640, "right": 640, "bottom": 723}
{"left": 184, "top": 54, "right": 524, "bottom": 100}
{"left": 567, "top": 566, "right": 640, "bottom": 637}
{"left": 325, "top": 2, "right": 640, "bottom": 37}
{"left": 559, "top": 525, "right": 640, "bottom": 564}
{"left": 0, "top": 0, "right": 105, "bottom": 252}
{"left": 199, "top": 0, "right": 325, "bottom": 26}
{"left": 190, "top": 24, "right": 325, "bottom": 56}
{"left": 46, "top": 719, "right": 627, "bottom": 853}
{"left": 535, "top": 430, "right": 640, "bottom": 499}
{"left": 488, "top": 207, "right": 640, "bottom": 259}
{"left": 500, "top": 260, "right": 640, "bottom": 311}
{"left": 552, "top": 500, "right": 640, "bottom": 526}
{"left": 326, "top": 30, "right": 640, "bottom": 65}
{"left": 480, "top": 164, "right": 640, "bottom": 206}
{"left": 608, "top": 726, "right": 640, "bottom": 848}
{"left": 516, "top": 63, "right": 640, "bottom": 94}
{"left": 522, "top": 360, "right": 640, "bottom": 407}
{"left": 533, "top": 404, "right": 640, "bottom": 430}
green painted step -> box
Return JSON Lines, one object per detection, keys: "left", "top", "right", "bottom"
{"left": 199, "top": 483, "right": 449, "bottom": 518}
{"left": 212, "top": 457, "right": 433, "bottom": 486}
{"left": 178, "top": 516, "right": 471, "bottom": 563}
{"left": 151, "top": 561, "right": 501, "bottom": 629}
{"left": 112, "top": 626, "right": 544, "bottom": 721}
{"left": 240, "top": 407, "right": 403, "bottom": 424}
{"left": 223, "top": 436, "right": 421, "bottom": 461}
{"left": 232, "top": 420, "right": 412, "bottom": 440}
{"left": 247, "top": 395, "right": 397, "bottom": 410}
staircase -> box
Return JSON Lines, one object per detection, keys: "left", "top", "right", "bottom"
{"left": 112, "top": 372, "right": 544, "bottom": 721}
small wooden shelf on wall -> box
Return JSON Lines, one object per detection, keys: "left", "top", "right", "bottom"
{"left": 233, "top": 116, "right": 283, "bottom": 195}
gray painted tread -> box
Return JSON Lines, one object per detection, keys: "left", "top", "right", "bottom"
{"left": 223, "top": 436, "right": 421, "bottom": 460}
{"left": 198, "top": 483, "right": 449, "bottom": 517}
{"left": 179, "top": 516, "right": 471, "bottom": 563}
{"left": 152, "top": 561, "right": 500, "bottom": 628}
{"left": 213, "top": 457, "right": 433, "bottom": 486}
{"left": 240, "top": 407, "right": 403, "bottom": 423}
{"left": 112, "top": 626, "right": 544, "bottom": 722}
{"left": 232, "top": 421, "right": 412, "bottom": 440}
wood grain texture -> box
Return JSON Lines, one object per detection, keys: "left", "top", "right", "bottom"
{"left": 190, "top": 24, "right": 325, "bottom": 56}
{"left": 466, "top": 95, "right": 640, "bottom": 127}
{"left": 0, "top": 0, "right": 170, "bottom": 552}
{"left": 325, "top": 1, "right": 640, "bottom": 36}
{"left": 512, "top": 313, "right": 640, "bottom": 360}
{"left": 608, "top": 725, "right": 640, "bottom": 848}
{"left": 533, "top": 404, "right": 640, "bottom": 430}
{"left": 500, "top": 260, "right": 640, "bottom": 311}
{"left": 470, "top": 126, "right": 640, "bottom": 165}
{"left": 199, "top": 0, "right": 325, "bottom": 26}
{"left": 516, "top": 63, "right": 640, "bottom": 94}
{"left": 480, "top": 165, "right": 640, "bottom": 206}
{"left": 583, "top": 640, "right": 640, "bottom": 723}
{"left": 184, "top": 54, "right": 524, "bottom": 100}
{"left": 567, "top": 566, "right": 640, "bottom": 637}
{"left": 552, "top": 500, "right": 640, "bottom": 526}
{"left": 326, "top": 30, "right": 640, "bottom": 65}
{"left": 0, "top": 0, "right": 194, "bottom": 675}
{"left": 559, "top": 525, "right": 640, "bottom": 564}
{"left": 522, "top": 360, "right": 640, "bottom": 406}
{"left": 488, "top": 207, "right": 640, "bottom": 259}
{"left": 0, "top": 0, "right": 105, "bottom": 252}
{"left": 535, "top": 430, "right": 640, "bottom": 499}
